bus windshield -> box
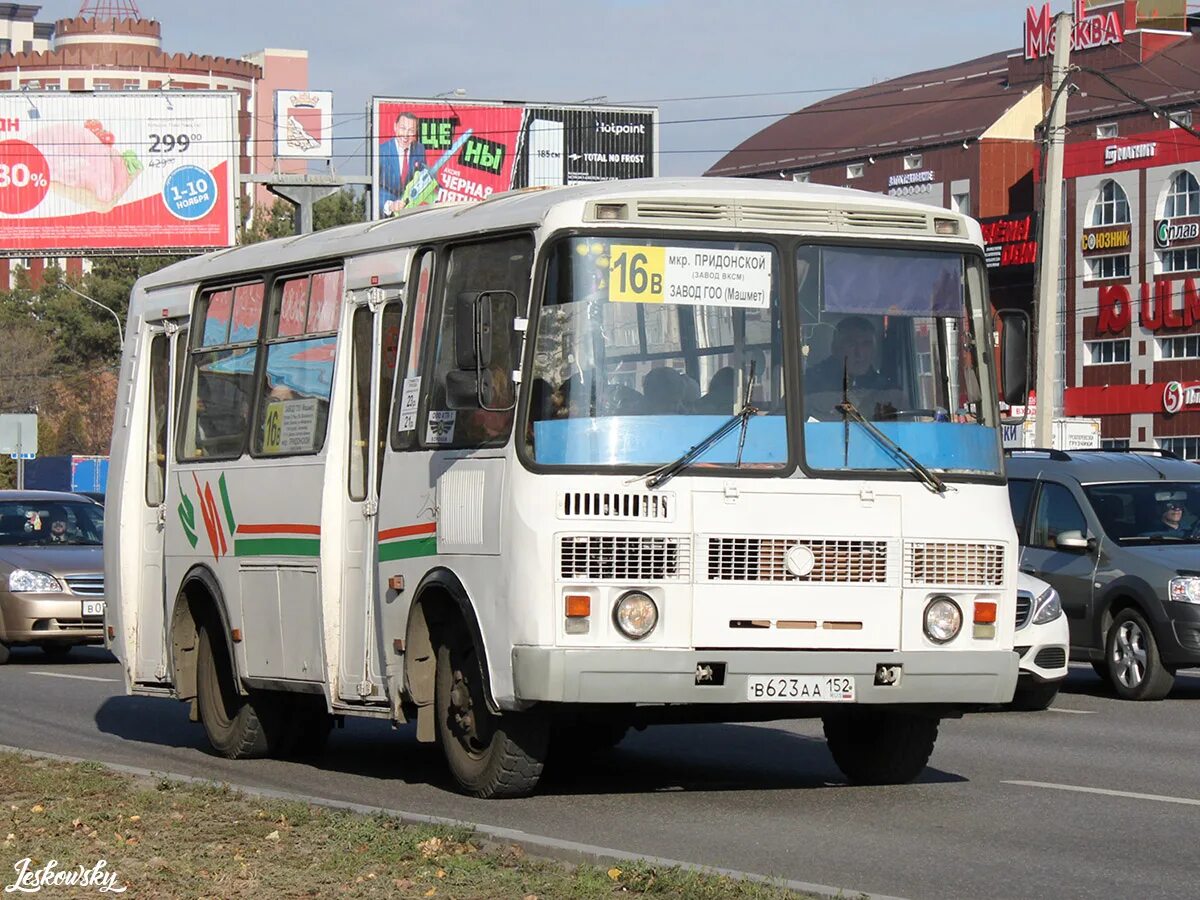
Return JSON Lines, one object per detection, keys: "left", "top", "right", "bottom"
{"left": 525, "top": 236, "right": 786, "bottom": 469}
{"left": 798, "top": 245, "right": 1001, "bottom": 477}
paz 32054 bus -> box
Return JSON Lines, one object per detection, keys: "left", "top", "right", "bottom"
{"left": 106, "top": 178, "right": 1023, "bottom": 797}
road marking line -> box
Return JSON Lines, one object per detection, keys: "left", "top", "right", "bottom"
{"left": 1045, "top": 708, "right": 1095, "bottom": 714}
{"left": 1004, "top": 780, "right": 1200, "bottom": 807}
{"left": 27, "top": 671, "right": 119, "bottom": 683}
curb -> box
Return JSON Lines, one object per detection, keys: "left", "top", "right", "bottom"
{"left": 0, "top": 743, "right": 906, "bottom": 900}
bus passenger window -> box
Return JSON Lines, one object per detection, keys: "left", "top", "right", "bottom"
{"left": 252, "top": 269, "right": 344, "bottom": 457}
{"left": 178, "top": 283, "right": 262, "bottom": 461}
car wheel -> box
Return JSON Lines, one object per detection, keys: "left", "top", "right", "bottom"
{"left": 40, "top": 644, "right": 73, "bottom": 661}
{"left": 434, "top": 627, "right": 548, "bottom": 798}
{"left": 1105, "top": 609, "right": 1175, "bottom": 701}
{"left": 0, "top": 642, "right": 9, "bottom": 665}
{"left": 823, "top": 711, "right": 939, "bottom": 785}
{"left": 1010, "top": 681, "right": 1060, "bottom": 711}
{"left": 196, "top": 624, "right": 287, "bottom": 758}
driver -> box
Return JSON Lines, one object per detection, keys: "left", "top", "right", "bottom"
{"left": 805, "top": 316, "right": 892, "bottom": 393}
{"left": 1143, "top": 497, "right": 1192, "bottom": 537}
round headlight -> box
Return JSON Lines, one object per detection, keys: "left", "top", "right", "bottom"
{"left": 923, "top": 596, "right": 962, "bottom": 644}
{"left": 614, "top": 591, "right": 658, "bottom": 639}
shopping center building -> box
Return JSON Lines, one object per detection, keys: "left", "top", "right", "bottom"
{"left": 708, "top": 1, "right": 1200, "bottom": 456}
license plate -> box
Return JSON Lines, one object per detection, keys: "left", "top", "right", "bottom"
{"left": 82, "top": 600, "right": 105, "bottom": 618}
{"left": 746, "top": 675, "right": 856, "bottom": 702}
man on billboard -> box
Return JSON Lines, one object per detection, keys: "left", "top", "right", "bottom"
{"left": 378, "top": 111, "right": 428, "bottom": 217}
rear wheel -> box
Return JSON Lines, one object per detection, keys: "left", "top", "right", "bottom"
{"left": 196, "top": 625, "right": 286, "bottom": 758}
{"left": 822, "top": 710, "right": 939, "bottom": 785}
{"left": 434, "top": 629, "right": 548, "bottom": 798}
{"left": 1010, "top": 680, "right": 1060, "bottom": 711}
{"left": 1105, "top": 609, "right": 1174, "bottom": 701}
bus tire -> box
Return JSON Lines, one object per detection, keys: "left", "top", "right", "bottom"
{"left": 822, "top": 710, "right": 938, "bottom": 785}
{"left": 196, "top": 624, "right": 285, "bottom": 759}
{"left": 434, "top": 632, "right": 548, "bottom": 798}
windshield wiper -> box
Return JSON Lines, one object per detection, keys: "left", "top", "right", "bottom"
{"left": 639, "top": 363, "right": 757, "bottom": 490}
{"left": 1121, "top": 534, "right": 1200, "bottom": 545}
{"left": 836, "top": 395, "right": 949, "bottom": 494}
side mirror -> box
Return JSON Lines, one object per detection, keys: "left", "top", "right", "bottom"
{"left": 996, "top": 309, "right": 1030, "bottom": 417}
{"left": 1055, "top": 529, "right": 1090, "bottom": 552}
{"left": 451, "top": 290, "right": 518, "bottom": 410}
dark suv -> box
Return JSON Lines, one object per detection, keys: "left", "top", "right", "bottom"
{"left": 1006, "top": 448, "right": 1200, "bottom": 701}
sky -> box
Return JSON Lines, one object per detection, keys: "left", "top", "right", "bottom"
{"left": 56, "top": 0, "right": 1046, "bottom": 176}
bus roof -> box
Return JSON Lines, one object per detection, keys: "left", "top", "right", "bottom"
{"left": 134, "top": 177, "right": 979, "bottom": 297}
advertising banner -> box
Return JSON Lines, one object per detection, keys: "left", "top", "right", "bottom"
{"left": 275, "top": 89, "right": 334, "bottom": 160}
{"left": 371, "top": 98, "right": 656, "bottom": 218}
{"left": 0, "top": 91, "right": 237, "bottom": 254}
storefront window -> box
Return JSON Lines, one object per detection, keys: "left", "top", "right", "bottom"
{"left": 1084, "top": 339, "right": 1129, "bottom": 365}
{"left": 1162, "top": 246, "right": 1200, "bottom": 273}
{"left": 1160, "top": 335, "right": 1200, "bottom": 359}
{"left": 1087, "top": 254, "right": 1130, "bottom": 280}
{"left": 1160, "top": 437, "right": 1200, "bottom": 461}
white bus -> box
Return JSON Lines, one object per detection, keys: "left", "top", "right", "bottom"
{"left": 106, "top": 178, "right": 1023, "bottom": 798}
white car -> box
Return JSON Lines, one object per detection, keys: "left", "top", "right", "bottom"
{"left": 1011, "top": 572, "right": 1070, "bottom": 710}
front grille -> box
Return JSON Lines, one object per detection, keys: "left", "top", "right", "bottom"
{"left": 560, "top": 491, "right": 673, "bottom": 521}
{"left": 558, "top": 534, "right": 689, "bottom": 582}
{"left": 904, "top": 541, "right": 1005, "bottom": 587}
{"left": 1033, "top": 647, "right": 1067, "bottom": 669}
{"left": 705, "top": 537, "right": 888, "bottom": 583}
{"left": 64, "top": 574, "right": 104, "bottom": 597}
{"left": 1015, "top": 593, "right": 1033, "bottom": 630}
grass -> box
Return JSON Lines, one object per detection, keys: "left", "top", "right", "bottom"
{"left": 0, "top": 752, "right": 821, "bottom": 899}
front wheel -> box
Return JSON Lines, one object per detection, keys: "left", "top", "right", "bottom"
{"left": 1105, "top": 609, "right": 1174, "bottom": 701}
{"left": 435, "top": 632, "right": 548, "bottom": 798}
{"left": 196, "top": 625, "right": 287, "bottom": 758}
{"left": 822, "top": 710, "right": 939, "bottom": 785}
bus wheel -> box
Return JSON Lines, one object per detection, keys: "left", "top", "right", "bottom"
{"left": 434, "top": 632, "right": 548, "bottom": 798}
{"left": 822, "top": 710, "right": 938, "bottom": 785}
{"left": 196, "top": 624, "right": 285, "bottom": 759}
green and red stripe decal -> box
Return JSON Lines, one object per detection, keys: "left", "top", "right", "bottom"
{"left": 234, "top": 522, "right": 322, "bottom": 558}
{"left": 378, "top": 522, "right": 437, "bottom": 561}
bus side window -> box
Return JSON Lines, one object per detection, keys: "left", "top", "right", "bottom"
{"left": 145, "top": 334, "right": 168, "bottom": 504}
{"left": 252, "top": 269, "right": 343, "bottom": 458}
{"left": 392, "top": 250, "right": 435, "bottom": 451}
{"left": 422, "top": 236, "right": 533, "bottom": 449}
{"left": 178, "top": 284, "right": 261, "bottom": 461}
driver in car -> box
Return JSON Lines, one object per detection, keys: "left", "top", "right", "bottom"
{"left": 1143, "top": 497, "right": 1194, "bottom": 537}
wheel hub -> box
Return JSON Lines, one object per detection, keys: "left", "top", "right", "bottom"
{"left": 1113, "top": 621, "right": 1147, "bottom": 688}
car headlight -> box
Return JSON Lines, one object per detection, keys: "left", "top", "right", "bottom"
{"left": 1032, "top": 585, "right": 1063, "bottom": 624}
{"left": 1169, "top": 576, "right": 1200, "bottom": 605}
{"left": 923, "top": 596, "right": 963, "bottom": 644}
{"left": 8, "top": 569, "right": 63, "bottom": 593}
{"left": 613, "top": 591, "right": 658, "bottom": 639}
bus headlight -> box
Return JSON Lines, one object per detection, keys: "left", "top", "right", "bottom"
{"left": 614, "top": 591, "right": 658, "bottom": 640}
{"left": 923, "top": 596, "right": 962, "bottom": 644}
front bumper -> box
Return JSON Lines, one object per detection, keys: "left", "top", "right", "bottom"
{"left": 512, "top": 647, "right": 1018, "bottom": 706}
{"left": 0, "top": 592, "right": 105, "bottom": 644}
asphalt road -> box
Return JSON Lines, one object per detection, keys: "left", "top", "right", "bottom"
{"left": 1, "top": 647, "right": 1198, "bottom": 900}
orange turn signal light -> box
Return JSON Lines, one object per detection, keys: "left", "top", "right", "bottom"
{"left": 565, "top": 594, "right": 591, "bottom": 618}
{"left": 973, "top": 601, "right": 997, "bottom": 625}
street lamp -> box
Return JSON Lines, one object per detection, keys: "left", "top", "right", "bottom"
{"left": 62, "top": 282, "right": 124, "bottom": 352}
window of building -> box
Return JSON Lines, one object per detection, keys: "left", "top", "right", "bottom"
{"left": 1085, "top": 339, "right": 1130, "bottom": 365}
{"left": 1160, "top": 436, "right": 1200, "bottom": 461}
{"left": 792, "top": 172, "right": 810, "bottom": 183}
{"left": 94, "top": 82, "right": 111, "bottom": 92}
{"left": 846, "top": 163, "right": 864, "bottom": 180}
{"left": 952, "top": 192, "right": 970, "bottom": 215}
{"left": 0, "top": 40, "right": 11, "bottom": 54}
{"left": 1101, "top": 438, "right": 1130, "bottom": 450}
{"left": 1164, "top": 170, "right": 1200, "bottom": 218}
{"left": 1095, "top": 122, "right": 1118, "bottom": 139}
{"left": 1087, "top": 254, "right": 1130, "bottom": 280}
{"left": 904, "top": 154, "right": 923, "bottom": 171}
{"left": 122, "top": 83, "right": 140, "bottom": 91}
{"left": 1162, "top": 246, "right": 1200, "bottom": 273}
{"left": 1170, "top": 110, "right": 1193, "bottom": 130}
{"left": 1159, "top": 334, "right": 1200, "bottom": 359}
{"left": 1093, "top": 179, "right": 1131, "bottom": 226}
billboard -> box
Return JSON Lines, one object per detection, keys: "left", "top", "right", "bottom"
{"left": 0, "top": 91, "right": 238, "bottom": 255}
{"left": 275, "top": 89, "right": 334, "bottom": 159}
{"left": 371, "top": 98, "right": 656, "bottom": 218}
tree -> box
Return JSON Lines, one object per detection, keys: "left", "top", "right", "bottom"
{"left": 243, "top": 190, "right": 367, "bottom": 244}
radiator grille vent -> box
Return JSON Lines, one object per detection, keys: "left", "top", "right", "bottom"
{"left": 560, "top": 491, "right": 673, "bottom": 521}
{"left": 842, "top": 209, "right": 929, "bottom": 232}
{"left": 64, "top": 574, "right": 104, "bottom": 597}
{"left": 559, "top": 534, "right": 690, "bottom": 581}
{"left": 635, "top": 200, "right": 730, "bottom": 222}
{"left": 705, "top": 537, "right": 888, "bottom": 583}
{"left": 905, "top": 541, "right": 1005, "bottom": 587}
{"left": 1015, "top": 592, "right": 1033, "bottom": 630}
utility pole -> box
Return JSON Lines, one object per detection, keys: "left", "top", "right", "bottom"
{"left": 1034, "top": 11, "right": 1072, "bottom": 448}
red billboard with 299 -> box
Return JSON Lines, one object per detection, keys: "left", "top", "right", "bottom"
{"left": 0, "top": 91, "right": 238, "bottom": 254}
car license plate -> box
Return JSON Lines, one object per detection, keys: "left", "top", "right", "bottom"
{"left": 746, "top": 675, "right": 856, "bottom": 702}
{"left": 82, "top": 600, "right": 105, "bottom": 618}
